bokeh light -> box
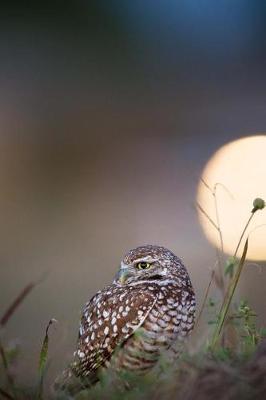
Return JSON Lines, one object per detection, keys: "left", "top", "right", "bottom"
{"left": 197, "top": 135, "right": 266, "bottom": 260}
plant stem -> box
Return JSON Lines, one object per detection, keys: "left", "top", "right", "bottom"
{"left": 210, "top": 239, "right": 248, "bottom": 351}
{"left": 0, "top": 341, "right": 17, "bottom": 399}
{"left": 213, "top": 184, "right": 225, "bottom": 296}
{"left": 210, "top": 205, "right": 258, "bottom": 351}
{"left": 196, "top": 202, "right": 219, "bottom": 231}
{"left": 194, "top": 269, "right": 215, "bottom": 329}
{"left": 233, "top": 213, "right": 254, "bottom": 258}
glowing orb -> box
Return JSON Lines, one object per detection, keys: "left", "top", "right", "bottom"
{"left": 197, "top": 135, "right": 266, "bottom": 260}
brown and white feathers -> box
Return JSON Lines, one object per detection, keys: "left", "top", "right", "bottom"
{"left": 72, "top": 245, "right": 196, "bottom": 381}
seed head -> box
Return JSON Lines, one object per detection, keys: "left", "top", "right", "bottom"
{"left": 252, "top": 198, "right": 265, "bottom": 213}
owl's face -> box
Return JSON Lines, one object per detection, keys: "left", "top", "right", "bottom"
{"left": 113, "top": 245, "right": 184, "bottom": 286}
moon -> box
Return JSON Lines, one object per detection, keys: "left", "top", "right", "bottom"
{"left": 197, "top": 135, "right": 266, "bottom": 261}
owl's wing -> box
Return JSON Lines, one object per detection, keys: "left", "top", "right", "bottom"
{"left": 73, "top": 285, "right": 157, "bottom": 376}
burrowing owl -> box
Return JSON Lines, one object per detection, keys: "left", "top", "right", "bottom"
{"left": 72, "top": 245, "right": 195, "bottom": 381}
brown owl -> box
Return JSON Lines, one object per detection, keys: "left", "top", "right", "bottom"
{"left": 71, "top": 245, "right": 195, "bottom": 382}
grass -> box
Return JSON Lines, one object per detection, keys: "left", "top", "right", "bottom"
{"left": 0, "top": 193, "right": 266, "bottom": 400}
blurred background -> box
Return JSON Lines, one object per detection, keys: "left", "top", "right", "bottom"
{"left": 1, "top": 0, "right": 266, "bottom": 384}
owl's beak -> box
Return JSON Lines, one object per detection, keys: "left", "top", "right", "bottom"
{"left": 116, "top": 269, "right": 130, "bottom": 285}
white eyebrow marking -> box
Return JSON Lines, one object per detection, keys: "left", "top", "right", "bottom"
{"left": 133, "top": 256, "right": 156, "bottom": 263}
{"left": 120, "top": 261, "right": 128, "bottom": 269}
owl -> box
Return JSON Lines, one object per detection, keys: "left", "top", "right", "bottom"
{"left": 71, "top": 245, "right": 195, "bottom": 382}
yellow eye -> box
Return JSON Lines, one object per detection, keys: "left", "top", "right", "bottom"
{"left": 136, "top": 262, "right": 151, "bottom": 270}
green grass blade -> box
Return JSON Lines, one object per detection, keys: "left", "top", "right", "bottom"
{"left": 38, "top": 318, "right": 57, "bottom": 399}
{"left": 210, "top": 238, "right": 248, "bottom": 351}
{"left": 38, "top": 319, "right": 57, "bottom": 375}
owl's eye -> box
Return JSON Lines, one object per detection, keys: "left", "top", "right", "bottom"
{"left": 136, "top": 262, "right": 151, "bottom": 270}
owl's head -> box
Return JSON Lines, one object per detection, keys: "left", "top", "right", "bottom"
{"left": 113, "top": 245, "right": 188, "bottom": 286}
